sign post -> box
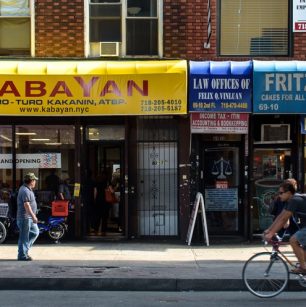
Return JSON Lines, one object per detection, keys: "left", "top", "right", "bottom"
{"left": 186, "top": 192, "right": 209, "bottom": 246}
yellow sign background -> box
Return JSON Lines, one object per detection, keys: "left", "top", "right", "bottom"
{"left": 0, "top": 60, "right": 187, "bottom": 116}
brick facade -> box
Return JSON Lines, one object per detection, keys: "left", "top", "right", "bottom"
{"left": 33, "top": 0, "right": 306, "bottom": 61}
{"left": 35, "top": 0, "right": 84, "bottom": 57}
{"left": 164, "top": 0, "right": 306, "bottom": 61}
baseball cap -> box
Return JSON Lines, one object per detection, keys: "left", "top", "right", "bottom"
{"left": 24, "top": 172, "right": 39, "bottom": 181}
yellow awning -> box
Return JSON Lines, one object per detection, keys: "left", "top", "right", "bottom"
{"left": 0, "top": 60, "right": 187, "bottom": 75}
{"left": 0, "top": 60, "right": 187, "bottom": 116}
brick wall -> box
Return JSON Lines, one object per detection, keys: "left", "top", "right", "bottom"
{"left": 33, "top": 0, "right": 306, "bottom": 60}
{"left": 35, "top": 0, "right": 84, "bottom": 57}
{"left": 164, "top": 0, "right": 306, "bottom": 61}
{"left": 163, "top": 0, "right": 216, "bottom": 60}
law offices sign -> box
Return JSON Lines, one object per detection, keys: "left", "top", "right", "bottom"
{"left": 293, "top": 0, "right": 306, "bottom": 32}
{"left": 0, "top": 153, "right": 61, "bottom": 169}
{"left": 189, "top": 61, "right": 252, "bottom": 113}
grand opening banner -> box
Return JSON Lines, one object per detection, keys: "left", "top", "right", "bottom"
{"left": 0, "top": 60, "right": 187, "bottom": 116}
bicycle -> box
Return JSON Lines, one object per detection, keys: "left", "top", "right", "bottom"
{"left": 242, "top": 237, "right": 306, "bottom": 298}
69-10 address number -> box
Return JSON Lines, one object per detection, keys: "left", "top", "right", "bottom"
{"left": 258, "top": 103, "right": 279, "bottom": 111}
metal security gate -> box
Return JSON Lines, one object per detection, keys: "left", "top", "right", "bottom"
{"left": 137, "top": 117, "right": 178, "bottom": 236}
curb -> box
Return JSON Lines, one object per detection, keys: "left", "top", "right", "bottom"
{"left": 0, "top": 278, "right": 304, "bottom": 292}
{"left": 0, "top": 278, "right": 243, "bottom": 291}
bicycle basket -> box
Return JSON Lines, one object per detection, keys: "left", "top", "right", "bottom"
{"left": 0, "top": 203, "right": 9, "bottom": 217}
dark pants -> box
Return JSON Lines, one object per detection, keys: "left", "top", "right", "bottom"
{"left": 93, "top": 203, "right": 111, "bottom": 232}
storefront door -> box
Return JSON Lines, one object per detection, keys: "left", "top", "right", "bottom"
{"left": 201, "top": 145, "right": 242, "bottom": 234}
{"left": 84, "top": 125, "right": 126, "bottom": 238}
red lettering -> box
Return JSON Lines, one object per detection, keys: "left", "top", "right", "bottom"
{"left": 100, "top": 80, "right": 122, "bottom": 96}
{"left": 50, "top": 81, "right": 73, "bottom": 97}
{"left": 74, "top": 76, "right": 99, "bottom": 97}
{"left": 0, "top": 81, "right": 20, "bottom": 97}
{"left": 127, "top": 80, "right": 148, "bottom": 96}
{"left": 25, "top": 81, "right": 46, "bottom": 97}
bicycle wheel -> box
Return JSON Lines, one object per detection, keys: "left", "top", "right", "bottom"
{"left": 0, "top": 221, "right": 7, "bottom": 244}
{"left": 48, "top": 223, "right": 65, "bottom": 241}
{"left": 242, "top": 252, "right": 289, "bottom": 298}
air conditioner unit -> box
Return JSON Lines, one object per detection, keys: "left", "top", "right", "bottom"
{"left": 100, "top": 42, "right": 120, "bottom": 57}
{"left": 260, "top": 124, "right": 291, "bottom": 143}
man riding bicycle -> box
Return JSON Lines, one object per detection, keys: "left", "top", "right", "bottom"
{"left": 264, "top": 180, "right": 306, "bottom": 274}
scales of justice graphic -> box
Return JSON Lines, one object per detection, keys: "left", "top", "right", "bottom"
{"left": 211, "top": 157, "right": 232, "bottom": 179}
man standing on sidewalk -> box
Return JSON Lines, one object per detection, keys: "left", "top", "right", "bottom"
{"left": 17, "top": 172, "right": 39, "bottom": 261}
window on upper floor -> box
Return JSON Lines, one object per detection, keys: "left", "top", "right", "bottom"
{"left": 88, "top": 0, "right": 161, "bottom": 57}
{"left": 219, "top": 0, "right": 289, "bottom": 56}
{"left": 0, "top": 0, "right": 31, "bottom": 56}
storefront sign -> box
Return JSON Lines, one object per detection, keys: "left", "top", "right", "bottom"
{"left": 191, "top": 112, "right": 249, "bottom": 134}
{"left": 189, "top": 61, "right": 252, "bottom": 112}
{"left": 293, "top": 0, "right": 306, "bottom": 32}
{"left": 204, "top": 188, "right": 238, "bottom": 211}
{"left": 0, "top": 153, "right": 61, "bottom": 169}
{"left": 0, "top": 60, "right": 187, "bottom": 116}
{"left": 74, "top": 183, "right": 80, "bottom": 197}
{"left": 253, "top": 60, "right": 306, "bottom": 113}
{"left": 215, "top": 180, "right": 228, "bottom": 189}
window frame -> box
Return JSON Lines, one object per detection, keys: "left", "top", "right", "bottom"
{"left": 217, "top": 0, "right": 292, "bottom": 57}
{"left": 0, "top": 0, "right": 34, "bottom": 57}
{"left": 85, "top": 0, "right": 163, "bottom": 58}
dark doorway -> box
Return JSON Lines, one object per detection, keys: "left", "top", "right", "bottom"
{"left": 83, "top": 141, "right": 125, "bottom": 239}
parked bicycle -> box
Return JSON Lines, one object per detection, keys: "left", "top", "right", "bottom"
{"left": 37, "top": 204, "right": 68, "bottom": 242}
{"left": 0, "top": 204, "right": 69, "bottom": 244}
{"left": 242, "top": 237, "right": 306, "bottom": 298}
{"left": 0, "top": 218, "right": 7, "bottom": 244}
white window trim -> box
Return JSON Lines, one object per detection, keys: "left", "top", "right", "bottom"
{"left": 85, "top": 0, "right": 163, "bottom": 58}
{"left": 84, "top": 0, "right": 90, "bottom": 58}
{"left": 30, "top": 0, "right": 35, "bottom": 57}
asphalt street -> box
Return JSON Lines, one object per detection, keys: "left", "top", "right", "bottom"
{"left": 0, "top": 291, "right": 305, "bottom": 307}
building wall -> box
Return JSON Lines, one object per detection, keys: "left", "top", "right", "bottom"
{"left": 35, "top": 0, "right": 84, "bottom": 57}
{"left": 165, "top": 0, "right": 306, "bottom": 61}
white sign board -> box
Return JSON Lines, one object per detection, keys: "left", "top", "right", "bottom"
{"left": 186, "top": 192, "right": 209, "bottom": 246}
{"left": 0, "top": 153, "right": 61, "bottom": 169}
{"left": 293, "top": 0, "right": 306, "bottom": 32}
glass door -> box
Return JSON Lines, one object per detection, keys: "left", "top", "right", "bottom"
{"left": 202, "top": 146, "right": 241, "bottom": 234}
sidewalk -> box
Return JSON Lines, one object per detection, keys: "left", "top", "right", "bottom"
{"left": 0, "top": 240, "right": 303, "bottom": 291}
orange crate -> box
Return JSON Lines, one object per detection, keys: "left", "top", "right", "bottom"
{"left": 51, "top": 200, "right": 69, "bottom": 217}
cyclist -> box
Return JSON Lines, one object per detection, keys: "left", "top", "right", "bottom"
{"left": 264, "top": 180, "right": 306, "bottom": 274}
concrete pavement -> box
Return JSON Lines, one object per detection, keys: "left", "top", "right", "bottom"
{"left": 0, "top": 240, "right": 304, "bottom": 291}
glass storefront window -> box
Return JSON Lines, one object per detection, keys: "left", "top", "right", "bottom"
{"left": 86, "top": 126, "right": 125, "bottom": 141}
{"left": 15, "top": 125, "right": 75, "bottom": 204}
{"left": 0, "top": 126, "right": 13, "bottom": 205}
{"left": 252, "top": 148, "right": 291, "bottom": 233}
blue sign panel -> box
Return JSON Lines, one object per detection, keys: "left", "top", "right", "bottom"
{"left": 189, "top": 61, "right": 252, "bottom": 113}
{"left": 253, "top": 60, "right": 306, "bottom": 114}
